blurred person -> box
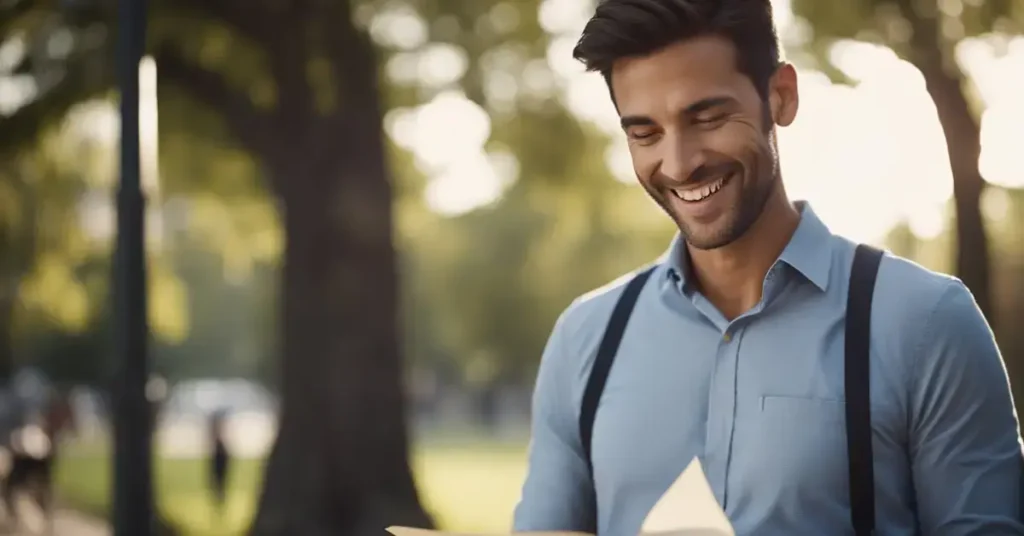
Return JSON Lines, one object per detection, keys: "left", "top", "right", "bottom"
{"left": 207, "top": 409, "right": 231, "bottom": 523}
{"left": 147, "top": 375, "right": 169, "bottom": 436}
{"left": 2, "top": 390, "right": 74, "bottom": 531}
{"left": 513, "top": 1, "right": 1024, "bottom": 535}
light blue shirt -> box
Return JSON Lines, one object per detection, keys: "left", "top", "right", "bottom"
{"left": 513, "top": 203, "right": 1024, "bottom": 535}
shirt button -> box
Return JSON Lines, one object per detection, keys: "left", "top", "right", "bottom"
{"left": 723, "top": 332, "right": 732, "bottom": 342}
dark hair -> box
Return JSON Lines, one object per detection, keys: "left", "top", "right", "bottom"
{"left": 573, "top": 0, "right": 782, "bottom": 101}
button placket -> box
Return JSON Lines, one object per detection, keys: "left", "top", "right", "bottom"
{"left": 704, "top": 325, "right": 741, "bottom": 506}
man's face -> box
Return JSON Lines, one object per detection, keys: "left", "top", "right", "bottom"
{"left": 610, "top": 35, "right": 795, "bottom": 250}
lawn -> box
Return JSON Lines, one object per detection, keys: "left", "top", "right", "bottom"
{"left": 55, "top": 438, "right": 530, "bottom": 535}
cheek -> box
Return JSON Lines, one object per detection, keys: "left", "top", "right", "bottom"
{"left": 745, "top": 129, "right": 777, "bottom": 176}
{"left": 703, "top": 123, "right": 767, "bottom": 170}
{"left": 629, "top": 148, "right": 659, "bottom": 186}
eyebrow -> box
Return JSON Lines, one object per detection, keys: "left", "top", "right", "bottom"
{"left": 620, "top": 115, "right": 656, "bottom": 129}
{"left": 686, "top": 96, "right": 738, "bottom": 117}
{"left": 619, "top": 95, "right": 738, "bottom": 130}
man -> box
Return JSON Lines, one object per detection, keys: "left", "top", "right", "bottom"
{"left": 513, "top": 0, "right": 1024, "bottom": 535}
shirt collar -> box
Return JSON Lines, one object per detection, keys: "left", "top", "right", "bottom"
{"left": 661, "top": 201, "right": 835, "bottom": 292}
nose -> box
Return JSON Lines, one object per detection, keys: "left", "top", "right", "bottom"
{"left": 658, "top": 130, "right": 705, "bottom": 184}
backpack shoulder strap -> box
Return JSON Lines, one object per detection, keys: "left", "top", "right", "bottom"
{"left": 846, "top": 244, "right": 884, "bottom": 536}
{"left": 579, "top": 266, "right": 657, "bottom": 473}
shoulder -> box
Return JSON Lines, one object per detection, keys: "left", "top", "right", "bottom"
{"left": 534, "top": 264, "right": 662, "bottom": 412}
{"left": 547, "top": 264, "right": 662, "bottom": 375}
{"left": 872, "top": 250, "right": 964, "bottom": 322}
{"left": 853, "top": 245, "right": 990, "bottom": 369}
{"left": 826, "top": 234, "right": 962, "bottom": 326}
{"left": 830, "top": 235, "right": 979, "bottom": 346}
{"left": 830, "top": 239, "right": 995, "bottom": 398}
{"left": 557, "top": 265, "right": 660, "bottom": 345}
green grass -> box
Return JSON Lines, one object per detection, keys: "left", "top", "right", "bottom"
{"left": 55, "top": 439, "right": 529, "bottom": 535}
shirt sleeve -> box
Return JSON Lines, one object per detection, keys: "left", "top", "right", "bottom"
{"left": 909, "top": 280, "right": 1024, "bottom": 534}
{"left": 512, "top": 307, "right": 596, "bottom": 532}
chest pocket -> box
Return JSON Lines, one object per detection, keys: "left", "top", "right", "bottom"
{"left": 756, "top": 395, "right": 850, "bottom": 502}
{"left": 761, "top": 395, "right": 845, "bottom": 424}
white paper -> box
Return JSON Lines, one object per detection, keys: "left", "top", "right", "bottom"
{"left": 386, "top": 530, "right": 589, "bottom": 536}
{"left": 640, "top": 458, "right": 733, "bottom": 536}
{"left": 386, "top": 456, "right": 734, "bottom": 536}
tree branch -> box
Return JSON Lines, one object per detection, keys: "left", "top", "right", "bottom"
{"left": 0, "top": 58, "right": 110, "bottom": 156}
{"left": 264, "top": 0, "right": 315, "bottom": 136}
{"left": 322, "top": 0, "right": 380, "bottom": 122}
{"left": 0, "top": 0, "right": 115, "bottom": 154}
{"left": 166, "top": 0, "right": 273, "bottom": 44}
{"left": 155, "top": 45, "right": 274, "bottom": 157}
{"left": 0, "top": 0, "right": 36, "bottom": 40}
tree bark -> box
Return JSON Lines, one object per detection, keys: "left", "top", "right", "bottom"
{"left": 249, "top": 152, "right": 432, "bottom": 533}
{"left": 159, "top": 2, "right": 435, "bottom": 530}
{"left": 0, "top": 292, "right": 14, "bottom": 380}
{"left": 162, "top": 3, "right": 432, "bottom": 534}
{"left": 899, "top": 3, "right": 994, "bottom": 323}
{"left": 916, "top": 63, "right": 992, "bottom": 321}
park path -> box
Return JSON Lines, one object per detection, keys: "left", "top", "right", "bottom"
{"left": 48, "top": 509, "right": 109, "bottom": 536}
{"left": 5, "top": 506, "right": 110, "bottom": 536}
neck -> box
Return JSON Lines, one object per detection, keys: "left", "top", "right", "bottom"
{"left": 686, "top": 183, "right": 800, "bottom": 319}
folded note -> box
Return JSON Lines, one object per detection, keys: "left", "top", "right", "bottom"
{"left": 386, "top": 457, "right": 734, "bottom": 536}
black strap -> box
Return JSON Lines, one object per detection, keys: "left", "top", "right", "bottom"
{"left": 846, "top": 244, "right": 883, "bottom": 536}
{"left": 577, "top": 248, "right": 883, "bottom": 535}
{"left": 580, "top": 266, "right": 656, "bottom": 475}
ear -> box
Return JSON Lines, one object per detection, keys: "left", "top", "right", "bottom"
{"left": 768, "top": 63, "right": 799, "bottom": 127}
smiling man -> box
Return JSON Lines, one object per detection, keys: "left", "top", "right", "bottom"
{"left": 512, "top": 1, "right": 1024, "bottom": 535}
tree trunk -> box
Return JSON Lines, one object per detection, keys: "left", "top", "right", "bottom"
{"left": 244, "top": 5, "right": 433, "bottom": 534}
{"left": 0, "top": 292, "right": 14, "bottom": 380}
{"left": 918, "top": 62, "right": 992, "bottom": 321}
{"left": 901, "top": 4, "right": 994, "bottom": 323}
{"left": 158, "top": 3, "right": 434, "bottom": 530}
{"left": 249, "top": 149, "right": 432, "bottom": 534}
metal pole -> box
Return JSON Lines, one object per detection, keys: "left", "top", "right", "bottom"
{"left": 113, "top": 0, "right": 152, "bottom": 533}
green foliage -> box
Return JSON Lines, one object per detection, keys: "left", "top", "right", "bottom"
{"left": 790, "top": 0, "right": 1023, "bottom": 79}
{"left": 0, "top": 0, "right": 114, "bottom": 154}
{"left": 154, "top": 232, "right": 277, "bottom": 382}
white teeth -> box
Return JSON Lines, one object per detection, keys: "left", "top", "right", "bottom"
{"left": 674, "top": 176, "right": 727, "bottom": 202}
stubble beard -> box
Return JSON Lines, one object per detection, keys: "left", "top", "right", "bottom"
{"left": 672, "top": 133, "right": 779, "bottom": 251}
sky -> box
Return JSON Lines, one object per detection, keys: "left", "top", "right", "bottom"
{"left": 385, "top": 0, "right": 1024, "bottom": 245}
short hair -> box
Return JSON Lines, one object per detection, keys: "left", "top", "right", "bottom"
{"left": 573, "top": 0, "right": 782, "bottom": 101}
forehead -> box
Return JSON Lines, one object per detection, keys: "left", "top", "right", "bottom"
{"left": 609, "top": 35, "right": 754, "bottom": 115}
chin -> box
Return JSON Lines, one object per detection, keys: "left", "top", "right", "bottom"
{"left": 676, "top": 215, "right": 742, "bottom": 250}
{"left": 686, "top": 233, "right": 737, "bottom": 251}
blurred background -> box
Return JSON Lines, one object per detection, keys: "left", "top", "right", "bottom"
{"left": 1, "top": 0, "right": 1023, "bottom": 534}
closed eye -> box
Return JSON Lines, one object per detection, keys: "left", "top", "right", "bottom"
{"left": 627, "top": 130, "right": 660, "bottom": 146}
{"left": 695, "top": 114, "right": 727, "bottom": 125}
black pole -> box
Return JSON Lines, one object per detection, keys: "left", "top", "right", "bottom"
{"left": 113, "top": 0, "right": 152, "bottom": 533}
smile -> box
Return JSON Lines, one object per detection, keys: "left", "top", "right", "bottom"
{"left": 671, "top": 174, "right": 732, "bottom": 203}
